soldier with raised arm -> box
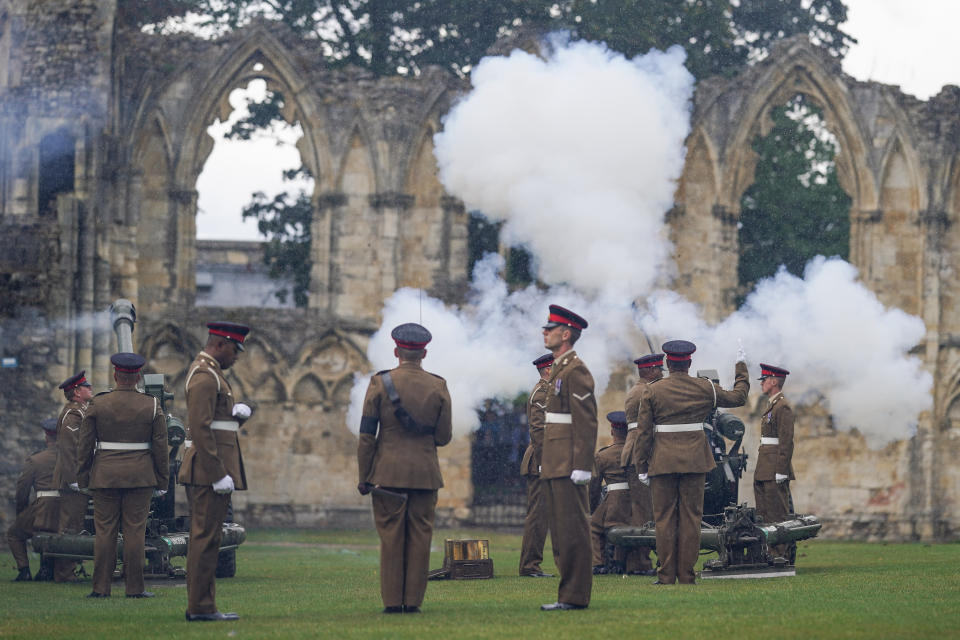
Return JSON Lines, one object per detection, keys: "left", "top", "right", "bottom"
{"left": 179, "top": 321, "right": 251, "bottom": 622}
{"left": 633, "top": 340, "right": 749, "bottom": 585}
{"left": 357, "top": 323, "right": 452, "bottom": 614}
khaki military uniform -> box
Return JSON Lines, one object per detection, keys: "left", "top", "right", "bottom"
{"left": 78, "top": 386, "right": 168, "bottom": 595}
{"left": 358, "top": 360, "right": 452, "bottom": 610}
{"left": 6, "top": 443, "right": 59, "bottom": 570}
{"left": 518, "top": 378, "right": 558, "bottom": 575}
{"left": 621, "top": 374, "right": 661, "bottom": 572}
{"left": 588, "top": 441, "right": 631, "bottom": 567}
{"left": 634, "top": 362, "right": 749, "bottom": 584}
{"left": 753, "top": 392, "right": 795, "bottom": 557}
{"left": 52, "top": 400, "right": 90, "bottom": 581}
{"left": 179, "top": 351, "right": 247, "bottom": 615}
{"left": 541, "top": 351, "right": 597, "bottom": 607}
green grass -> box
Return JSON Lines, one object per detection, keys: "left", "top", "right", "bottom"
{"left": 2, "top": 529, "right": 959, "bottom": 639}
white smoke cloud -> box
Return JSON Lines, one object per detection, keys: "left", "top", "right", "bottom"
{"left": 347, "top": 35, "right": 933, "bottom": 447}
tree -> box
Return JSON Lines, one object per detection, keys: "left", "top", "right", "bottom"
{"left": 732, "top": 0, "right": 855, "bottom": 62}
{"left": 737, "top": 94, "right": 851, "bottom": 298}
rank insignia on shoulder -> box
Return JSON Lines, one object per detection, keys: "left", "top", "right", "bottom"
{"left": 555, "top": 379, "right": 562, "bottom": 395}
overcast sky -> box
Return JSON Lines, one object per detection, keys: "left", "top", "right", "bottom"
{"left": 196, "top": 1, "right": 960, "bottom": 241}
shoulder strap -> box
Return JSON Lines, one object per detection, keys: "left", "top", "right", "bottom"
{"left": 379, "top": 371, "right": 434, "bottom": 435}
{"left": 380, "top": 371, "right": 402, "bottom": 407}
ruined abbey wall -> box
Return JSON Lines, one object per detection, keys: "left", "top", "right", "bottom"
{"left": 2, "top": 1, "right": 959, "bottom": 540}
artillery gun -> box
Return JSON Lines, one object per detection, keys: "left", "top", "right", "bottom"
{"left": 31, "top": 299, "right": 245, "bottom": 578}
{"left": 602, "top": 369, "right": 820, "bottom": 578}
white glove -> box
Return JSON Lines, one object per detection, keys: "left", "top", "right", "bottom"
{"left": 736, "top": 339, "right": 747, "bottom": 364}
{"left": 232, "top": 403, "right": 252, "bottom": 419}
{"left": 152, "top": 489, "right": 167, "bottom": 497}
{"left": 69, "top": 482, "right": 80, "bottom": 492}
{"left": 638, "top": 473, "right": 650, "bottom": 486}
{"left": 775, "top": 473, "right": 789, "bottom": 483}
{"left": 212, "top": 474, "right": 235, "bottom": 494}
{"left": 570, "top": 470, "right": 591, "bottom": 485}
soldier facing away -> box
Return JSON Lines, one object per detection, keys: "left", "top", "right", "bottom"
{"left": 179, "top": 321, "right": 251, "bottom": 622}
{"left": 539, "top": 304, "right": 597, "bottom": 611}
{"left": 753, "top": 363, "right": 795, "bottom": 559}
{"left": 633, "top": 340, "right": 749, "bottom": 585}
{"left": 77, "top": 353, "right": 169, "bottom": 598}
{"left": 518, "top": 353, "right": 558, "bottom": 578}
{"left": 357, "top": 322, "right": 453, "bottom": 614}
{"left": 7, "top": 418, "right": 60, "bottom": 581}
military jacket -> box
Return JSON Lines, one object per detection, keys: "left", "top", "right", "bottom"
{"left": 634, "top": 362, "right": 749, "bottom": 476}
{"left": 620, "top": 373, "right": 662, "bottom": 469}
{"left": 178, "top": 352, "right": 247, "bottom": 489}
{"left": 540, "top": 351, "right": 598, "bottom": 480}
{"left": 15, "top": 444, "right": 59, "bottom": 532}
{"left": 520, "top": 378, "right": 550, "bottom": 477}
{"left": 78, "top": 386, "right": 169, "bottom": 489}
{"left": 753, "top": 393, "right": 796, "bottom": 481}
{"left": 52, "top": 400, "right": 86, "bottom": 488}
{"left": 357, "top": 360, "right": 453, "bottom": 490}
{"left": 589, "top": 442, "right": 631, "bottom": 526}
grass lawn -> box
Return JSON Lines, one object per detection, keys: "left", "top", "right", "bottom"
{"left": 2, "top": 528, "right": 958, "bottom": 639}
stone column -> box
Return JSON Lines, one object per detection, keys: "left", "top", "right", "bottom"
{"left": 369, "top": 192, "right": 414, "bottom": 300}
{"left": 311, "top": 192, "right": 346, "bottom": 312}
{"left": 848, "top": 209, "right": 882, "bottom": 281}
{"left": 170, "top": 187, "right": 198, "bottom": 307}
{"left": 440, "top": 195, "right": 468, "bottom": 292}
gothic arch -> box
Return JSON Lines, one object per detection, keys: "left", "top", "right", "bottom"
{"left": 335, "top": 121, "right": 379, "bottom": 193}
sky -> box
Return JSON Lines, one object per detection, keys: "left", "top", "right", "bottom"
{"left": 196, "top": 1, "right": 960, "bottom": 241}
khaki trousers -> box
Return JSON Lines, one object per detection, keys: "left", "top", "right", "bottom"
{"left": 186, "top": 485, "right": 231, "bottom": 615}
{"left": 625, "top": 467, "right": 654, "bottom": 572}
{"left": 651, "top": 473, "right": 705, "bottom": 585}
{"left": 518, "top": 475, "right": 558, "bottom": 575}
{"left": 372, "top": 488, "right": 436, "bottom": 609}
{"left": 544, "top": 477, "right": 592, "bottom": 607}
{"left": 91, "top": 487, "right": 152, "bottom": 595}
{"left": 55, "top": 491, "right": 88, "bottom": 582}
{"left": 7, "top": 504, "right": 38, "bottom": 569}
{"left": 754, "top": 480, "right": 791, "bottom": 557}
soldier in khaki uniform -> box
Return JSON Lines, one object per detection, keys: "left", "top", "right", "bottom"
{"left": 179, "top": 321, "right": 251, "bottom": 622}
{"left": 52, "top": 370, "right": 93, "bottom": 582}
{"left": 357, "top": 323, "right": 452, "bottom": 614}
{"left": 753, "top": 363, "right": 795, "bottom": 559}
{"left": 518, "top": 353, "right": 558, "bottom": 578}
{"left": 539, "top": 305, "right": 597, "bottom": 611}
{"left": 78, "top": 353, "right": 168, "bottom": 598}
{"left": 7, "top": 418, "right": 60, "bottom": 581}
{"left": 634, "top": 340, "right": 749, "bottom": 585}
{"left": 621, "top": 353, "right": 663, "bottom": 575}
{"left": 589, "top": 412, "right": 631, "bottom": 573}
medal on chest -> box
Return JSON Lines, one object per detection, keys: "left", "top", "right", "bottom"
{"left": 555, "top": 379, "right": 562, "bottom": 396}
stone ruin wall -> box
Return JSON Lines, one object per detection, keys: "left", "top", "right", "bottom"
{"left": 2, "top": 1, "right": 960, "bottom": 541}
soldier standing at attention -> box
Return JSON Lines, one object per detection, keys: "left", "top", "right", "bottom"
{"left": 753, "top": 363, "right": 795, "bottom": 559}
{"left": 539, "top": 304, "right": 597, "bottom": 611}
{"left": 77, "top": 353, "right": 168, "bottom": 598}
{"left": 7, "top": 418, "right": 60, "bottom": 581}
{"left": 357, "top": 323, "right": 452, "bottom": 614}
{"left": 633, "top": 340, "right": 748, "bottom": 585}
{"left": 179, "top": 321, "right": 251, "bottom": 622}
{"left": 52, "top": 370, "right": 93, "bottom": 582}
{"left": 621, "top": 353, "right": 663, "bottom": 576}
{"left": 518, "top": 353, "right": 557, "bottom": 578}
{"left": 589, "top": 412, "right": 631, "bottom": 574}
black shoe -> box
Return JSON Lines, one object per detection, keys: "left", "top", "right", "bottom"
{"left": 403, "top": 606, "right": 421, "bottom": 613}
{"left": 521, "top": 571, "right": 554, "bottom": 578}
{"left": 126, "top": 592, "right": 155, "bottom": 598}
{"left": 13, "top": 567, "right": 32, "bottom": 582}
{"left": 87, "top": 592, "right": 109, "bottom": 598}
{"left": 652, "top": 579, "right": 673, "bottom": 585}
{"left": 185, "top": 611, "right": 240, "bottom": 621}
{"left": 540, "top": 602, "right": 587, "bottom": 611}
{"left": 382, "top": 606, "right": 403, "bottom": 614}
{"left": 592, "top": 565, "right": 607, "bottom": 575}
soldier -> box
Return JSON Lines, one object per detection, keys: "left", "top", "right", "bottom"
{"left": 52, "top": 369, "right": 93, "bottom": 582}
{"left": 754, "top": 363, "right": 795, "bottom": 559}
{"left": 539, "top": 304, "right": 597, "bottom": 611}
{"left": 6, "top": 418, "right": 60, "bottom": 581}
{"left": 179, "top": 321, "right": 251, "bottom": 622}
{"left": 518, "top": 353, "right": 557, "bottom": 578}
{"left": 357, "top": 323, "right": 452, "bottom": 614}
{"left": 589, "top": 411, "right": 631, "bottom": 574}
{"left": 621, "top": 353, "right": 663, "bottom": 576}
{"left": 633, "top": 340, "right": 748, "bottom": 585}
{"left": 78, "top": 353, "right": 168, "bottom": 598}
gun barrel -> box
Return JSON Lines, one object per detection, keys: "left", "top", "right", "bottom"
{"left": 606, "top": 514, "right": 821, "bottom": 551}
{"left": 109, "top": 298, "right": 137, "bottom": 353}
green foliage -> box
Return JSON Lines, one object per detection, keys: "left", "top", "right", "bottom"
{"left": 732, "top": 0, "right": 855, "bottom": 62}
{"left": 241, "top": 166, "right": 313, "bottom": 307}
{"left": 116, "top": 0, "right": 205, "bottom": 31}
{"left": 467, "top": 212, "right": 502, "bottom": 277}
{"left": 738, "top": 94, "right": 851, "bottom": 299}
{"left": 226, "top": 90, "right": 287, "bottom": 140}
